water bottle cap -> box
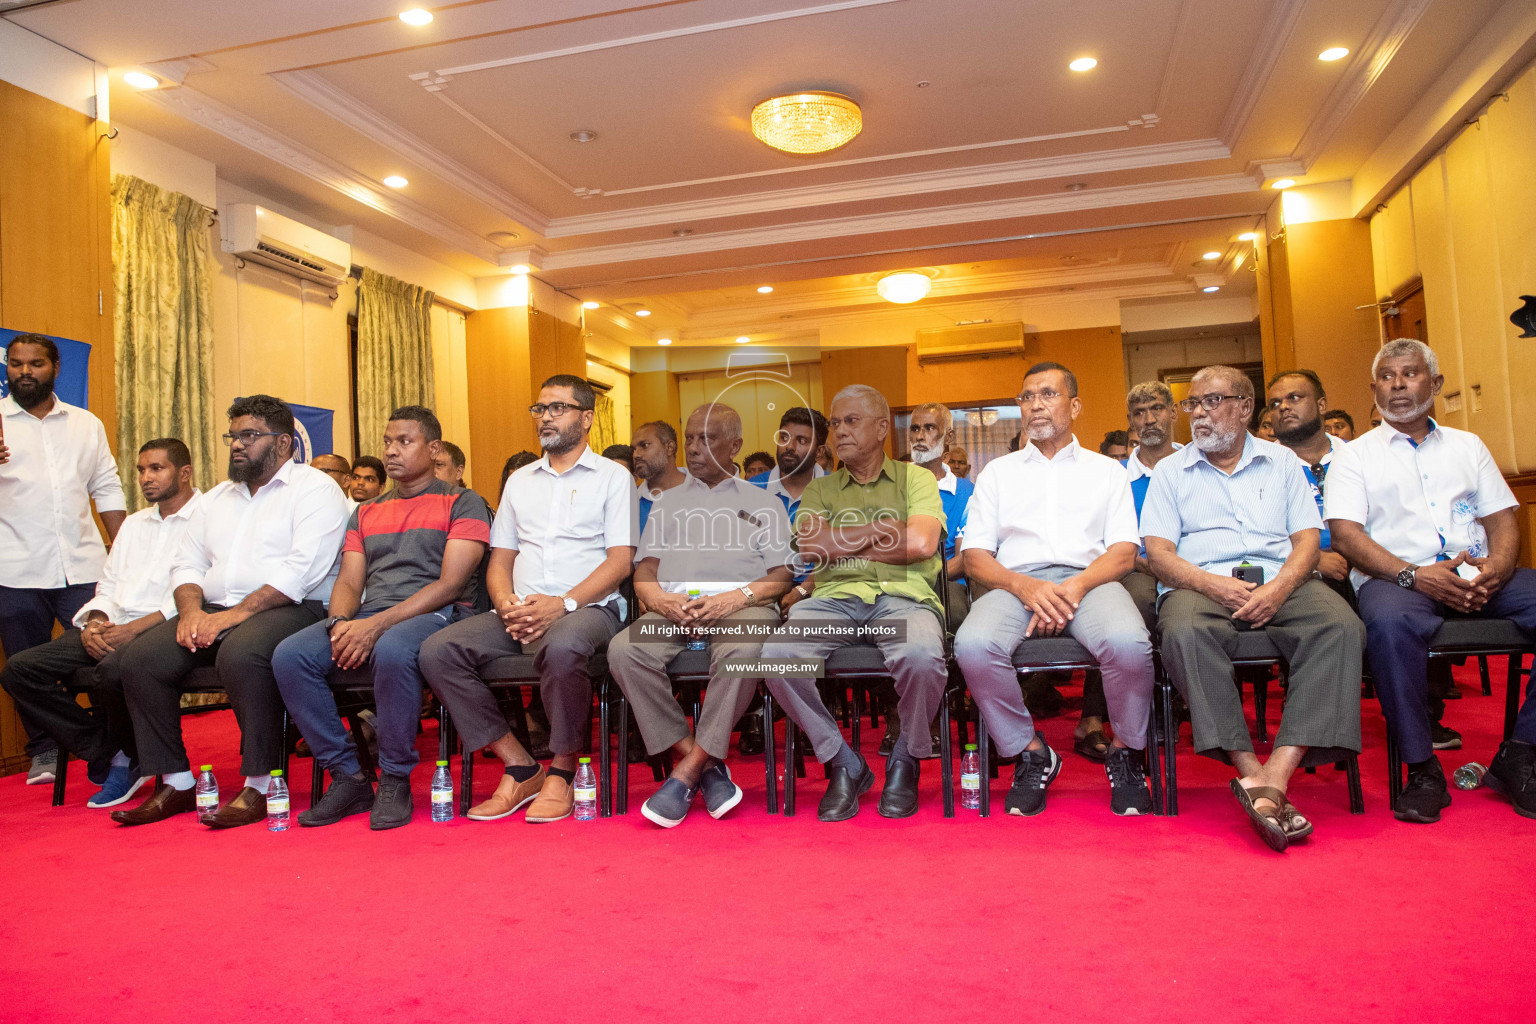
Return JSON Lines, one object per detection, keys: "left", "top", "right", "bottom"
{"left": 578, "top": 756, "right": 591, "bottom": 764}
{"left": 271, "top": 770, "right": 284, "bottom": 777}
{"left": 436, "top": 759, "right": 448, "bottom": 767}
{"left": 200, "top": 764, "right": 212, "bottom": 771}
{"left": 964, "top": 743, "right": 977, "bottom": 751}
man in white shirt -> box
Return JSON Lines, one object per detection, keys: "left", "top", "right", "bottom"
{"left": 1, "top": 438, "right": 198, "bottom": 807}
{"left": 1327, "top": 338, "right": 1536, "bottom": 823}
{"left": 0, "top": 334, "right": 127, "bottom": 783}
{"left": 420, "top": 375, "right": 636, "bottom": 824}
{"left": 956, "top": 362, "right": 1156, "bottom": 817}
{"left": 608, "top": 402, "right": 794, "bottom": 827}
{"left": 112, "top": 396, "right": 348, "bottom": 828}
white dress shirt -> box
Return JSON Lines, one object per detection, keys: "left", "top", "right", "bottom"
{"left": 638, "top": 472, "right": 793, "bottom": 595}
{"left": 961, "top": 436, "right": 1141, "bottom": 572}
{"left": 637, "top": 467, "right": 690, "bottom": 500}
{"left": 171, "top": 459, "right": 349, "bottom": 607}
{"left": 0, "top": 395, "right": 127, "bottom": 588}
{"left": 1323, "top": 420, "right": 1517, "bottom": 591}
{"left": 73, "top": 491, "right": 203, "bottom": 627}
{"left": 492, "top": 445, "right": 636, "bottom": 610}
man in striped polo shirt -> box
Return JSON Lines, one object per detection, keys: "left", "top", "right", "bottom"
{"left": 274, "top": 405, "right": 490, "bottom": 830}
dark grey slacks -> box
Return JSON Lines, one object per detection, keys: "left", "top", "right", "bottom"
{"left": 1158, "top": 579, "right": 1363, "bottom": 759}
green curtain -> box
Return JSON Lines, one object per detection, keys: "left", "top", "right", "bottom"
{"left": 111, "top": 173, "right": 218, "bottom": 507}
{"left": 590, "top": 392, "right": 617, "bottom": 453}
{"left": 356, "top": 267, "right": 435, "bottom": 456}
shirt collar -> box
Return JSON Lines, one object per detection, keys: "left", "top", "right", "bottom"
{"left": 536, "top": 444, "right": 604, "bottom": 477}
{"left": 683, "top": 472, "right": 744, "bottom": 495}
{"left": 0, "top": 394, "right": 70, "bottom": 419}
{"left": 1020, "top": 435, "right": 1080, "bottom": 464}
{"left": 836, "top": 456, "right": 899, "bottom": 489}
{"left": 1179, "top": 433, "right": 1269, "bottom": 473}
{"left": 936, "top": 462, "right": 958, "bottom": 494}
{"left": 148, "top": 489, "right": 204, "bottom": 522}
{"left": 1384, "top": 417, "right": 1438, "bottom": 448}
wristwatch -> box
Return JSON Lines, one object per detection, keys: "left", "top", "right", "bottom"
{"left": 737, "top": 585, "right": 755, "bottom": 606}
{"left": 794, "top": 584, "right": 811, "bottom": 599}
{"left": 561, "top": 595, "right": 579, "bottom": 613}
{"left": 1396, "top": 565, "right": 1417, "bottom": 589}
{"left": 325, "top": 615, "right": 351, "bottom": 634}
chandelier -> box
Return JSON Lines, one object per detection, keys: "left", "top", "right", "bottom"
{"left": 751, "top": 92, "right": 862, "bottom": 155}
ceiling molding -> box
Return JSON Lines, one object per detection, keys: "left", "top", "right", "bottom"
{"left": 137, "top": 85, "right": 502, "bottom": 264}
{"left": 544, "top": 138, "right": 1231, "bottom": 238}
{"left": 271, "top": 69, "right": 550, "bottom": 234}
{"left": 1290, "top": 0, "right": 1435, "bottom": 171}
{"left": 143, "top": 55, "right": 216, "bottom": 86}
{"left": 1217, "top": 0, "right": 1307, "bottom": 147}
{"left": 1246, "top": 157, "right": 1307, "bottom": 181}
{"left": 1152, "top": 0, "right": 1198, "bottom": 117}
{"left": 539, "top": 174, "right": 1263, "bottom": 271}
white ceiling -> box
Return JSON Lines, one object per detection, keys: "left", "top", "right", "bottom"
{"left": 7, "top": 0, "right": 1529, "bottom": 339}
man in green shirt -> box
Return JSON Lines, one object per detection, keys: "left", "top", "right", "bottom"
{"left": 760, "top": 384, "right": 947, "bottom": 822}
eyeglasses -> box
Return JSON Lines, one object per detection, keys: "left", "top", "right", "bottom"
{"left": 221, "top": 430, "right": 286, "bottom": 447}
{"left": 1178, "top": 394, "right": 1246, "bottom": 413}
{"left": 529, "top": 402, "right": 591, "bottom": 418}
{"left": 1017, "top": 390, "right": 1065, "bottom": 405}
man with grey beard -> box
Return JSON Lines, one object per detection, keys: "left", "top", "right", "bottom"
{"left": 1142, "top": 365, "right": 1363, "bottom": 852}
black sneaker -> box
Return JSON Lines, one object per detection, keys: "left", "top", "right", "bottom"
{"left": 1004, "top": 742, "right": 1061, "bottom": 817}
{"left": 699, "top": 761, "right": 743, "bottom": 820}
{"left": 369, "top": 774, "right": 413, "bottom": 831}
{"left": 1395, "top": 757, "right": 1451, "bottom": 823}
{"left": 1484, "top": 740, "right": 1536, "bottom": 819}
{"left": 1431, "top": 723, "right": 1463, "bottom": 750}
{"left": 641, "top": 777, "right": 698, "bottom": 828}
{"left": 298, "top": 772, "right": 374, "bottom": 827}
{"left": 1105, "top": 746, "right": 1154, "bottom": 816}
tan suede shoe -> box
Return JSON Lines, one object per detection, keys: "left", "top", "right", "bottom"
{"left": 466, "top": 766, "right": 547, "bottom": 821}
{"left": 524, "top": 772, "right": 574, "bottom": 823}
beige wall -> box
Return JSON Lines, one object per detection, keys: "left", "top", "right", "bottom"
{"left": 1369, "top": 59, "right": 1536, "bottom": 474}
{"left": 676, "top": 362, "right": 825, "bottom": 456}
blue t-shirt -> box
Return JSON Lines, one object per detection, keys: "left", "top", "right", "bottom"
{"left": 940, "top": 477, "right": 974, "bottom": 560}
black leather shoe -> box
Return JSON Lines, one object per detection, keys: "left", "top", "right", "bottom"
{"left": 877, "top": 756, "right": 920, "bottom": 818}
{"left": 370, "top": 774, "right": 414, "bottom": 830}
{"left": 817, "top": 754, "right": 874, "bottom": 822}
{"left": 299, "top": 772, "right": 374, "bottom": 827}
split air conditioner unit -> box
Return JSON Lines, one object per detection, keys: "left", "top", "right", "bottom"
{"left": 914, "top": 321, "right": 1026, "bottom": 363}
{"left": 220, "top": 203, "right": 351, "bottom": 287}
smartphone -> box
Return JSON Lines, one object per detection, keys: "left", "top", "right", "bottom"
{"left": 1232, "top": 563, "right": 1264, "bottom": 629}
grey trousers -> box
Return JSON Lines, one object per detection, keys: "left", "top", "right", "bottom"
{"left": 418, "top": 604, "right": 622, "bottom": 756}
{"left": 1121, "top": 569, "right": 1158, "bottom": 632}
{"left": 1158, "top": 579, "right": 1364, "bottom": 759}
{"left": 761, "top": 594, "right": 946, "bottom": 762}
{"left": 954, "top": 567, "right": 1154, "bottom": 755}
{"left": 608, "top": 606, "right": 781, "bottom": 760}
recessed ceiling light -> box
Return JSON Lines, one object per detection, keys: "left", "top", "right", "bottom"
{"left": 123, "top": 71, "right": 160, "bottom": 90}
{"left": 569, "top": 130, "right": 598, "bottom": 144}
{"left": 1318, "top": 47, "right": 1350, "bottom": 62}
{"left": 1271, "top": 178, "right": 1296, "bottom": 189}
{"left": 673, "top": 228, "right": 693, "bottom": 237}
{"left": 1202, "top": 285, "right": 1221, "bottom": 293}
{"left": 656, "top": 338, "right": 673, "bottom": 346}
{"left": 399, "top": 9, "right": 433, "bottom": 26}
{"left": 877, "top": 272, "right": 932, "bottom": 304}
{"left": 487, "top": 230, "right": 520, "bottom": 244}
{"left": 383, "top": 175, "right": 409, "bottom": 189}
{"left": 508, "top": 264, "right": 530, "bottom": 275}
{"left": 1065, "top": 182, "right": 1087, "bottom": 192}
{"left": 581, "top": 301, "right": 600, "bottom": 310}
{"left": 735, "top": 336, "right": 751, "bottom": 344}
{"left": 757, "top": 285, "right": 774, "bottom": 294}
{"left": 1238, "top": 231, "right": 1259, "bottom": 241}
{"left": 1202, "top": 250, "right": 1222, "bottom": 261}
{"left": 635, "top": 309, "right": 651, "bottom": 317}
{"left": 1069, "top": 57, "right": 1098, "bottom": 72}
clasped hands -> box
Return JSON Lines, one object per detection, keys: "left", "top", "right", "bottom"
{"left": 1414, "top": 553, "right": 1509, "bottom": 614}
{"left": 1010, "top": 574, "right": 1088, "bottom": 637}
{"left": 649, "top": 589, "right": 750, "bottom": 636}
{"left": 497, "top": 593, "right": 568, "bottom": 644}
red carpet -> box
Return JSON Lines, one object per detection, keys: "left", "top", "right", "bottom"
{"left": 3, "top": 660, "right": 1531, "bottom": 1024}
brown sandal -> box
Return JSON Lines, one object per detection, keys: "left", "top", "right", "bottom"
{"left": 1229, "top": 779, "right": 1289, "bottom": 852}
{"left": 1277, "top": 797, "right": 1314, "bottom": 841}
{"left": 1073, "top": 729, "right": 1111, "bottom": 762}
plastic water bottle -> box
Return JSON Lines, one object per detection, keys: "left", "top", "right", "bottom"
{"left": 431, "top": 759, "right": 454, "bottom": 821}
{"left": 573, "top": 757, "right": 598, "bottom": 820}
{"left": 685, "top": 588, "right": 708, "bottom": 650}
{"left": 960, "top": 743, "right": 981, "bottom": 810}
{"left": 266, "top": 770, "right": 289, "bottom": 832}
{"left": 195, "top": 764, "right": 219, "bottom": 821}
{"left": 1453, "top": 762, "right": 1487, "bottom": 790}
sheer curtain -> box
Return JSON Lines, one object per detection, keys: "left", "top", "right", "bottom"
{"left": 590, "top": 392, "right": 617, "bottom": 453}
{"left": 110, "top": 174, "right": 217, "bottom": 505}
{"left": 356, "top": 267, "right": 435, "bottom": 456}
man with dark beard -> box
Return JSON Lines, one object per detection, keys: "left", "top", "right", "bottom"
{"left": 1265, "top": 369, "right": 1351, "bottom": 599}
{"left": 112, "top": 395, "right": 349, "bottom": 827}
{"left": 1, "top": 333, "right": 127, "bottom": 785}
{"left": 632, "top": 420, "right": 686, "bottom": 534}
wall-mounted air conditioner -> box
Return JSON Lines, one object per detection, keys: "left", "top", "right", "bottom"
{"left": 220, "top": 203, "right": 351, "bottom": 287}
{"left": 915, "top": 321, "right": 1026, "bottom": 363}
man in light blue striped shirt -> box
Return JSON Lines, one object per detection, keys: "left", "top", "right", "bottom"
{"left": 1142, "top": 365, "right": 1363, "bottom": 853}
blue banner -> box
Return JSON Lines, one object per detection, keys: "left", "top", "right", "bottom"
{"left": 0, "top": 329, "right": 91, "bottom": 408}
{"left": 288, "top": 402, "right": 334, "bottom": 463}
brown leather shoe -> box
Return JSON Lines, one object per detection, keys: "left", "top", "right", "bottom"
{"left": 525, "top": 773, "right": 574, "bottom": 823}
{"left": 202, "top": 786, "right": 268, "bottom": 829}
{"left": 111, "top": 783, "right": 195, "bottom": 826}
{"left": 467, "top": 766, "right": 547, "bottom": 821}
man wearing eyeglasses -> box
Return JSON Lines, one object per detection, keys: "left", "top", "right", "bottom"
{"left": 113, "top": 395, "right": 350, "bottom": 827}
{"left": 420, "top": 375, "right": 636, "bottom": 823}
{"left": 1142, "top": 366, "right": 1363, "bottom": 852}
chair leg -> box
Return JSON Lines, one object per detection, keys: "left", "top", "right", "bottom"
{"left": 784, "top": 718, "right": 797, "bottom": 817}
{"left": 763, "top": 689, "right": 778, "bottom": 814}
{"left": 1505, "top": 652, "right": 1525, "bottom": 742}
{"left": 1145, "top": 700, "right": 1163, "bottom": 816}
{"left": 1386, "top": 730, "right": 1401, "bottom": 813}
{"left": 1252, "top": 670, "right": 1268, "bottom": 744}
{"left": 1345, "top": 753, "right": 1364, "bottom": 814}
{"left": 281, "top": 711, "right": 292, "bottom": 780}
{"left": 310, "top": 754, "right": 324, "bottom": 809}
{"left": 940, "top": 694, "right": 954, "bottom": 818}
{"left": 615, "top": 691, "right": 629, "bottom": 816}
{"left": 461, "top": 729, "right": 475, "bottom": 817}
{"left": 978, "top": 712, "right": 991, "bottom": 818}
{"left": 1162, "top": 678, "right": 1179, "bottom": 816}
{"left": 51, "top": 749, "right": 69, "bottom": 807}
{"left": 1479, "top": 655, "right": 1492, "bottom": 697}
{"left": 851, "top": 684, "right": 862, "bottom": 752}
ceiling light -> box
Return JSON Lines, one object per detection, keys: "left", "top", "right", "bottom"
{"left": 876, "top": 272, "right": 932, "bottom": 304}
{"left": 751, "top": 92, "right": 862, "bottom": 154}
{"left": 487, "top": 230, "right": 520, "bottom": 244}
{"left": 657, "top": 338, "right": 673, "bottom": 346}
{"left": 1239, "top": 231, "right": 1259, "bottom": 241}
{"left": 383, "top": 175, "right": 408, "bottom": 189}
{"left": 735, "top": 336, "right": 751, "bottom": 344}
{"left": 508, "top": 264, "right": 530, "bottom": 275}
{"left": 1271, "top": 178, "right": 1296, "bottom": 190}
{"left": 1202, "top": 285, "right": 1220, "bottom": 293}
{"left": 569, "top": 130, "right": 598, "bottom": 143}
{"left": 1201, "top": 250, "right": 1222, "bottom": 261}
{"left": 673, "top": 228, "right": 693, "bottom": 237}
{"left": 757, "top": 285, "right": 774, "bottom": 294}
{"left": 1065, "top": 182, "right": 1088, "bottom": 191}
{"left": 123, "top": 71, "right": 160, "bottom": 90}
{"left": 635, "top": 309, "right": 651, "bottom": 317}
{"left": 399, "top": 8, "right": 433, "bottom": 26}
{"left": 1318, "top": 47, "right": 1350, "bottom": 62}
{"left": 581, "top": 301, "right": 600, "bottom": 310}
{"left": 1069, "top": 57, "right": 1098, "bottom": 72}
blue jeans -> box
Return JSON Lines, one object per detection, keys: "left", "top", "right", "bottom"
{"left": 0, "top": 582, "right": 96, "bottom": 756}
{"left": 273, "top": 606, "right": 463, "bottom": 779}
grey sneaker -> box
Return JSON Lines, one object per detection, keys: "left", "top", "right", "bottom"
{"left": 700, "top": 761, "right": 743, "bottom": 820}
{"left": 641, "top": 777, "right": 698, "bottom": 828}
{"left": 27, "top": 750, "right": 59, "bottom": 785}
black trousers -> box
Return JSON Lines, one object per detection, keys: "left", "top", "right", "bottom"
{"left": 0, "top": 628, "right": 136, "bottom": 769}
{"left": 121, "top": 601, "right": 324, "bottom": 776}
{"left": 0, "top": 582, "right": 96, "bottom": 756}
